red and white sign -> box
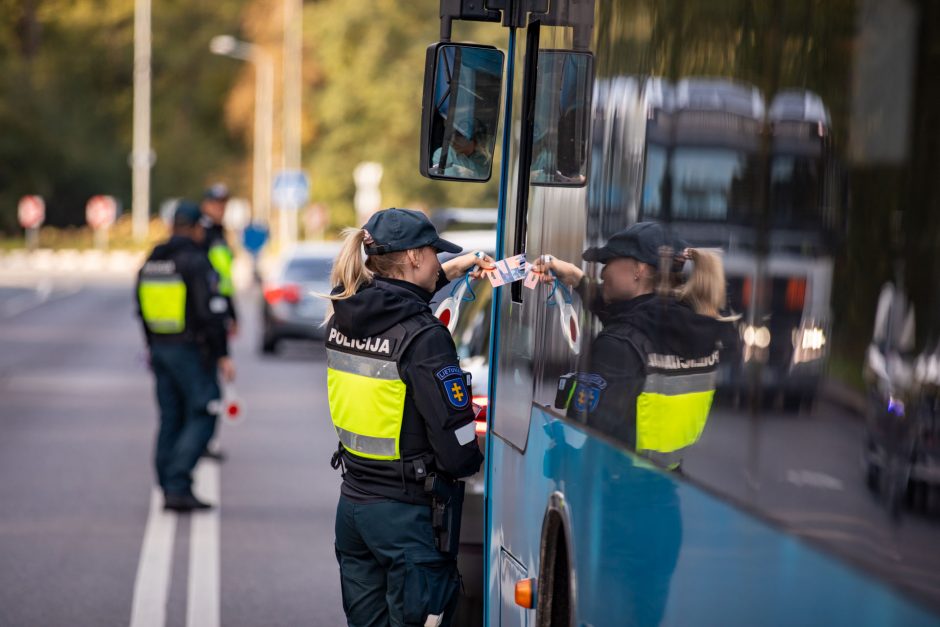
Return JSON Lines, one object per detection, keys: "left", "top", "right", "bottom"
{"left": 86, "top": 195, "right": 117, "bottom": 230}
{"left": 17, "top": 195, "right": 45, "bottom": 230}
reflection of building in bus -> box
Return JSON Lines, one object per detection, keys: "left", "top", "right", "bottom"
{"left": 590, "top": 77, "right": 842, "bottom": 410}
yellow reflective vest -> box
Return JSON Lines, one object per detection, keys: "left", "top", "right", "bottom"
{"left": 326, "top": 317, "right": 433, "bottom": 461}
{"left": 138, "top": 260, "right": 187, "bottom": 334}
{"left": 207, "top": 242, "right": 234, "bottom": 297}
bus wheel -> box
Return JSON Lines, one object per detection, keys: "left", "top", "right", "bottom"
{"left": 537, "top": 512, "right": 572, "bottom": 627}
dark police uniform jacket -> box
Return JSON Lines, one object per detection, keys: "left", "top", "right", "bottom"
{"left": 326, "top": 273, "right": 484, "bottom": 505}
{"left": 135, "top": 235, "right": 229, "bottom": 363}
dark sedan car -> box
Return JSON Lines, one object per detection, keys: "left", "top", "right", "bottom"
{"left": 260, "top": 243, "right": 340, "bottom": 354}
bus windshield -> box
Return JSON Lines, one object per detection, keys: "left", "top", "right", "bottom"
{"left": 642, "top": 145, "right": 759, "bottom": 223}
{"left": 770, "top": 154, "right": 824, "bottom": 230}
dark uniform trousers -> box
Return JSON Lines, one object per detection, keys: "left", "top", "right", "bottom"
{"left": 151, "top": 343, "right": 220, "bottom": 495}
{"left": 335, "top": 495, "right": 460, "bottom": 627}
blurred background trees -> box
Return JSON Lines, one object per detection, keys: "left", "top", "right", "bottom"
{"left": 0, "top": 0, "right": 501, "bottom": 234}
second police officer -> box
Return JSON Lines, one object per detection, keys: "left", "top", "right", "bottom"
{"left": 200, "top": 183, "right": 238, "bottom": 334}
{"left": 324, "top": 208, "right": 494, "bottom": 627}
{"left": 135, "top": 201, "right": 236, "bottom": 511}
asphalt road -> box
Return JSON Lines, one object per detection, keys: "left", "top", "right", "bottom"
{"left": 1, "top": 270, "right": 938, "bottom": 624}
{"left": 0, "top": 277, "right": 345, "bottom": 627}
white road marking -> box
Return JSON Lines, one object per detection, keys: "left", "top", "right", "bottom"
{"left": 785, "top": 469, "right": 844, "bottom": 490}
{"left": 129, "top": 488, "right": 178, "bottom": 627}
{"left": 187, "top": 460, "right": 221, "bottom": 627}
{"left": 0, "top": 282, "right": 81, "bottom": 319}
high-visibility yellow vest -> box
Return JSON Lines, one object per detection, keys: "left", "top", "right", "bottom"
{"left": 635, "top": 367, "right": 716, "bottom": 468}
{"left": 325, "top": 318, "right": 431, "bottom": 461}
{"left": 207, "top": 243, "right": 234, "bottom": 297}
{"left": 139, "top": 274, "right": 187, "bottom": 334}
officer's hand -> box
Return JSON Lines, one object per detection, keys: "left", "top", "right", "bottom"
{"left": 443, "top": 251, "right": 496, "bottom": 281}
{"left": 531, "top": 254, "right": 583, "bottom": 287}
{"left": 218, "top": 356, "right": 236, "bottom": 383}
{"left": 227, "top": 321, "right": 239, "bottom": 338}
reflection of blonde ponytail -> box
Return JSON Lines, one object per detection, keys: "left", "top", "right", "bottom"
{"left": 678, "top": 249, "right": 738, "bottom": 321}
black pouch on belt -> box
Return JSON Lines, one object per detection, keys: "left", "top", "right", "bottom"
{"left": 424, "top": 474, "right": 465, "bottom": 556}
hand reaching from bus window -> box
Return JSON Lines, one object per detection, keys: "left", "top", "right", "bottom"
{"left": 443, "top": 251, "right": 496, "bottom": 281}
{"left": 532, "top": 254, "right": 584, "bottom": 287}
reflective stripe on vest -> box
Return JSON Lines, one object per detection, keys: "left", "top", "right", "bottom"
{"left": 138, "top": 276, "right": 187, "bottom": 334}
{"left": 635, "top": 370, "right": 716, "bottom": 454}
{"left": 207, "top": 244, "right": 234, "bottom": 296}
{"left": 326, "top": 348, "right": 406, "bottom": 460}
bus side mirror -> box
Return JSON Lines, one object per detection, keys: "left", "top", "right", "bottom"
{"left": 530, "top": 50, "right": 594, "bottom": 187}
{"left": 420, "top": 43, "right": 505, "bottom": 182}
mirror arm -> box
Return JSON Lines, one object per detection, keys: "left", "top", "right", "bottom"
{"left": 439, "top": 0, "right": 501, "bottom": 41}
{"left": 527, "top": 0, "right": 595, "bottom": 50}
{"left": 437, "top": 0, "right": 595, "bottom": 42}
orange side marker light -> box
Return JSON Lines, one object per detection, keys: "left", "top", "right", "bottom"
{"left": 515, "top": 578, "right": 536, "bottom": 609}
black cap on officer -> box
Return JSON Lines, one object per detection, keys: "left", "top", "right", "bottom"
{"left": 173, "top": 201, "right": 203, "bottom": 228}
{"left": 362, "top": 208, "right": 462, "bottom": 256}
{"left": 582, "top": 221, "right": 687, "bottom": 267}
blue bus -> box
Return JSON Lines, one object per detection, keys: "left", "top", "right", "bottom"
{"left": 419, "top": 1, "right": 940, "bottom": 625}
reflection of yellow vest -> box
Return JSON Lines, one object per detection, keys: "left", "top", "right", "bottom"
{"left": 326, "top": 321, "right": 412, "bottom": 461}
{"left": 636, "top": 359, "right": 717, "bottom": 469}
{"left": 207, "top": 243, "right": 233, "bottom": 296}
{"left": 636, "top": 370, "right": 716, "bottom": 452}
{"left": 139, "top": 275, "right": 187, "bottom": 334}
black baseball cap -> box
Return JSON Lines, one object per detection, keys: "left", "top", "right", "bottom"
{"left": 582, "top": 221, "right": 687, "bottom": 266}
{"left": 362, "top": 208, "right": 462, "bottom": 256}
{"left": 173, "top": 201, "right": 203, "bottom": 227}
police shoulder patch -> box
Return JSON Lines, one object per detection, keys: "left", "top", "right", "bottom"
{"left": 573, "top": 373, "right": 607, "bottom": 413}
{"left": 436, "top": 365, "right": 469, "bottom": 410}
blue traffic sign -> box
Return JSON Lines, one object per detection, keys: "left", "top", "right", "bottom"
{"left": 242, "top": 222, "right": 270, "bottom": 256}
{"left": 272, "top": 170, "right": 310, "bottom": 210}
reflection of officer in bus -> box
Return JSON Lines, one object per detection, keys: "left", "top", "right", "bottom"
{"left": 537, "top": 221, "right": 734, "bottom": 469}
{"left": 135, "top": 201, "right": 235, "bottom": 511}
{"left": 431, "top": 118, "right": 490, "bottom": 178}
{"left": 324, "top": 208, "right": 494, "bottom": 627}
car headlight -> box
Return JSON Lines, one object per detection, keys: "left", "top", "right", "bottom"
{"left": 742, "top": 325, "right": 771, "bottom": 349}
{"left": 791, "top": 325, "right": 827, "bottom": 364}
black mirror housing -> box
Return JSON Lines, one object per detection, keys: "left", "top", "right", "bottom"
{"left": 420, "top": 42, "right": 505, "bottom": 183}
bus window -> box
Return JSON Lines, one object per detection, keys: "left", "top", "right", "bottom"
{"left": 420, "top": 43, "right": 504, "bottom": 182}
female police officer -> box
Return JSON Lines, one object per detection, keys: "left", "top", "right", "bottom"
{"left": 324, "top": 208, "right": 493, "bottom": 627}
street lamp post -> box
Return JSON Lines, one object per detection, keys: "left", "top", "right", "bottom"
{"left": 131, "top": 0, "right": 152, "bottom": 242}
{"left": 210, "top": 35, "right": 274, "bottom": 226}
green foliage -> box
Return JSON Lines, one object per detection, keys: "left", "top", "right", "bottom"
{"left": 0, "top": 0, "right": 245, "bottom": 233}
{"left": 304, "top": 0, "right": 503, "bottom": 228}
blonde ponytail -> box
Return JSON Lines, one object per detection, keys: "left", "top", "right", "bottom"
{"left": 677, "top": 249, "right": 739, "bottom": 321}
{"left": 321, "top": 227, "right": 411, "bottom": 322}
{"left": 328, "top": 227, "right": 374, "bottom": 301}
